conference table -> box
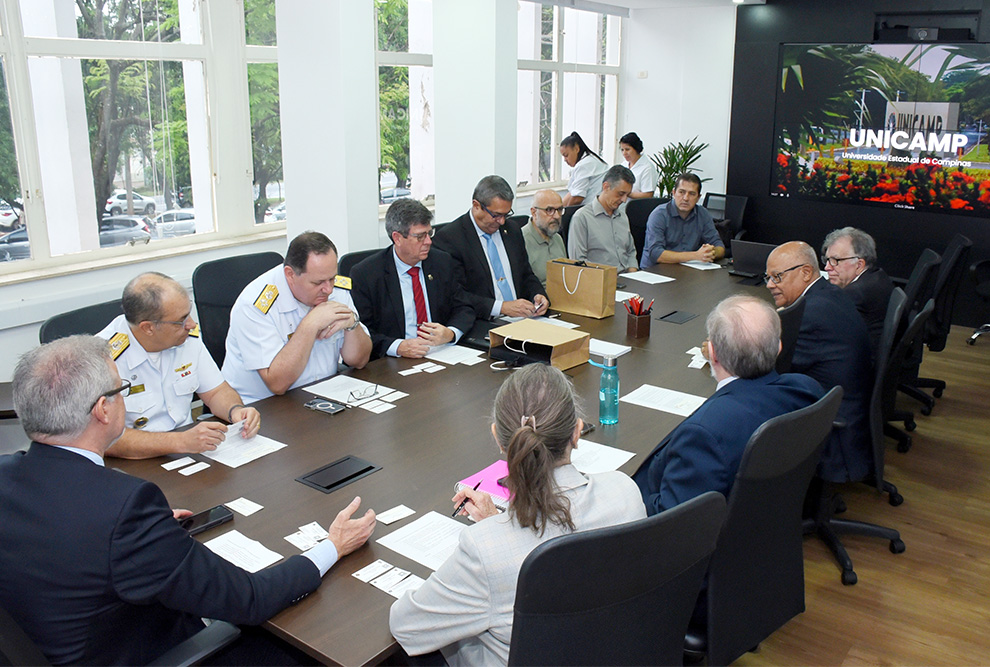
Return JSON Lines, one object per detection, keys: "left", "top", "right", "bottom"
{"left": 116, "top": 262, "right": 770, "bottom": 665}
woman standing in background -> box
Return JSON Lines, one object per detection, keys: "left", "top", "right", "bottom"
{"left": 620, "top": 132, "right": 657, "bottom": 199}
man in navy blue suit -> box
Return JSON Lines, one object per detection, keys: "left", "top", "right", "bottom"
{"left": 765, "top": 241, "right": 874, "bottom": 483}
{"left": 0, "top": 336, "right": 376, "bottom": 665}
{"left": 633, "top": 295, "right": 823, "bottom": 515}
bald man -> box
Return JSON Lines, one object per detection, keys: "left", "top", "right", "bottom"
{"left": 521, "top": 189, "right": 568, "bottom": 287}
{"left": 97, "top": 272, "right": 260, "bottom": 459}
{"left": 764, "top": 241, "right": 873, "bottom": 483}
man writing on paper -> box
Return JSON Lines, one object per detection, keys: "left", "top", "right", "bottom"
{"left": 0, "top": 335, "right": 376, "bottom": 665}
{"left": 633, "top": 295, "right": 823, "bottom": 514}
{"left": 96, "top": 272, "right": 260, "bottom": 459}
{"left": 224, "top": 231, "right": 372, "bottom": 403}
{"left": 433, "top": 175, "right": 549, "bottom": 320}
{"left": 765, "top": 241, "right": 873, "bottom": 483}
{"left": 640, "top": 172, "right": 724, "bottom": 268}
{"left": 521, "top": 189, "right": 567, "bottom": 287}
{"left": 567, "top": 164, "right": 639, "bottom": 273}
{"left": 351, "top": 198, "right": 475, "bottom": 359}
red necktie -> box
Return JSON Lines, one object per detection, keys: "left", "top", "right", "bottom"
{"left": 408, "top": 267, "right": 428, "bottom": 325}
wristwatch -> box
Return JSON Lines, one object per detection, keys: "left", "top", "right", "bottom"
{"left": 345, "top": 310, "right": 361, "bottom": 331}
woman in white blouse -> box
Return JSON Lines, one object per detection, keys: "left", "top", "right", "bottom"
{"left": 559, "top": 131, "right": 609, "bottom": 207}
{"left": 620, "top": 132, "right": 657, "bottom": 199}
{"left": 389, "top": 364, "right": 646, "bottom": 666}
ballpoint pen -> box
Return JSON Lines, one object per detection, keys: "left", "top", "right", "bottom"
{"left": 452, "top": 480, "right": 483, "bottom": 517}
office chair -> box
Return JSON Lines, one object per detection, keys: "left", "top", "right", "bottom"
{"left": 0, "top": 602, "right": 240, "bottom": 667}
{"left": 559, "top": 205, "right": 581, "bottom": 248}
{"left": 38, "top": 299, "right": 123, "bottom": 343}
{"left": 775, "top": 295, "right": 806, "bottom": 374}
{"left": 505, "top": 214, "right": 529, "bottom": 232}
{"left": 507, "top": 492, "right": 726, "bottom": 667}
{"left": 337, "top": 248, "right": 379, "bottom": 278}
{"left": 191, "top": 251, "right": 283, "bottom": 368}
{"left": 898, "top": 234, "right": 971, "bottom": 414}
{"left": 624, "top": 197, "right": 665, "bottom": 265}
{"left": 702, "top": 193, "right": 748, "bottom": 255}
{"left": 969, "top": 258, "right": 990, "bottom": 344}
{"left": 684, "top": 387, "right": 842, "bottom": 666}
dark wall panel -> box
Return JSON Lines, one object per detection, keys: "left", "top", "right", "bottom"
{"left": 727, "top": 0, "right": 990, "bottom": 326}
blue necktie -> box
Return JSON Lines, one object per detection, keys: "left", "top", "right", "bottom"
{"left": 484, "top": 233, "right": 514, "bottom": 302}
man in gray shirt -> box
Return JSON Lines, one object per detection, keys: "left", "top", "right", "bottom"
{"left": 521, "top": 189, "right": 567, "bottom": 287}
{"left": 567, "top": 165, "right": 639, "bottom": 273}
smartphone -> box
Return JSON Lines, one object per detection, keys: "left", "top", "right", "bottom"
{"left": 581, "top": 421, "right": 597, "bottom": 436}
{"left": 304, "top": 398, "right": 346, "bottom": 415}
{"left": 180, "top": 504, "right": 234, "bottom": 536}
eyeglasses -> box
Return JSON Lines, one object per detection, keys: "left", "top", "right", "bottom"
{"left": 763, "top": 264, "right": 807, "bottom": 285}
{"left": 347, "top": 384, "right": 379, "bottom": 404}
{"left": 92, "top": 379, "right": 131, "bottom": 410}
{"left": 533, "top": 206, "right": 565, "bottom": 215}
{"left": 405, "top": 228, "right": 435, "bottom": 242}
{"left": 477, "top": 201, "right": 514, "bottom": 222}
{"left": 154, "top": 315, "right": 192, "bottom": 327}
{"left": 821, "top": 255, "right": 859, "bottom": 268}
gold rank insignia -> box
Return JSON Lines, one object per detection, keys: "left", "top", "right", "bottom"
{"left": 334, "top": 275, "right": 352, "bottom": 290}
{"left": 188, "top": 324, "right": 201, "bottom": 337}
{"left": 133, "top": 416, "right": 149, "bottom": 429}
{"left": 254, "top": 284, "right": 279, "bottom": 314}
{"left": 174, "top": 362, "right": 192, "bottom": 373}
{"left": 129, "top": 384, "right": 146, "bottom": 395}
{"left": 107, "top": 332, "right": 130, "bottom": 360}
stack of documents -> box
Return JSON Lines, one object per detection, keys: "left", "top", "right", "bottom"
{"left": 201, "top": 420, "right": 287, "bottom": 468}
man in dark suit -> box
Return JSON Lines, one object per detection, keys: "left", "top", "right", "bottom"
{"left": 351, "top": 199, "right": 476, "bottom": 359}
{"left": 633, "top": 295, "right": 823, "bottom": 514}
{"left": 433, "top": 175, "right": 549, "bottom": 320}
{"left": 766, "top": 241, "right": 874, "bottom": 483}
{"left": 821, "top": 227, "right": 894, "bottom": 359}
{"left": 0, "top": 335, "right": 376, "bottom": 665}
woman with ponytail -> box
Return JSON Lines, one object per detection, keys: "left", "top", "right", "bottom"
{"left": 559, "top": 131, "right": 609, "bottom": 207}
{"left": 390, "top": 364, "right": 645, "bottom": 665}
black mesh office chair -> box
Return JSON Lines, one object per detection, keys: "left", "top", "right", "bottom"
{"left": 625, "top": 197, "right": 666, "bottom": 265}
{"left": 191, "top": 251, "right": 283, "bottom": 367}
{"left": 899, "top": 234, "right": 972, "bottom": 414}
{"left": 337, "top": 249, "right": 379, "bottom": 278}
{"left": 684, "top": 387, "right": 842, "bottom": 666}
{"left": 559, "top": 205, "right": 581, "bottom": 248}
{"left": 0, "top": 602, "right": 240, "bottom": 667}
{"left": 38, "top": 299, "right": 123, "bottom": 343}
{"left": 969, "top": 258, "right": 990, "bottom": 344}
{"left": 702, "top": 193, "right": 748, "bottom": 255}
{"left": 776, "top": 296, "right": 806, "bottom": 374}
{"left": 508, "top": 492, "right": 726, "bottom": 667}
{"left": 506, "top": 214, "right": 529, "bottom": 232}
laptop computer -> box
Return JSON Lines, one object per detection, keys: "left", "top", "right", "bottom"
{"left": 729, "top": 239, "right": 776, "bottom": 280}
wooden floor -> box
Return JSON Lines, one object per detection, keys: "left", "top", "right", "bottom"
{"left": 736, "top": 325, "right": 990, "bottom": 666}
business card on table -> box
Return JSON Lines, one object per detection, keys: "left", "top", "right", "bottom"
{"left": 179, "top": 461, "right": 210, "bottom": 475}
{"left": 370, "top": 567, "right": 410, "bottom": 592}
{"left": 162, "top": 456, "right": 195, "bottom": 471}
{"left": 226, "top": 497, "right": 264, "bottom": 516}
{"left": 377, "top": 505, "right": 415, "bottom": 525}
{"left": 352, "top": 559, "right": 394, "bottom": 582}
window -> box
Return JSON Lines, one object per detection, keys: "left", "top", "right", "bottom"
{"left": 516, "top": 2, "right": 620, "bottom": 188}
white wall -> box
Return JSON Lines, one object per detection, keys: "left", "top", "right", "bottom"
{"left": 619, "top": 5, "right": 737, "bottom": 195}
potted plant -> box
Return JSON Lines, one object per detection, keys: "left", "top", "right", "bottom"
{"left": 649, "top": 136, "right": 710, "bottom": 198}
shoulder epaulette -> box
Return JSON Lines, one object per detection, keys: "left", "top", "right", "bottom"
{"left": 254, "top": 284, "right": 279, "bottom": 314}
{"left": 334, "top": 275, "right": 352, "bottom": 290}
{"left": 107, "top": 332, "right": 130, "bottom": 360}
{"left": 188, "top": 324, "right": 201, "bottom": 338}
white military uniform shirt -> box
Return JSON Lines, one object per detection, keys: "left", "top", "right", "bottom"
{"left": 223, "top": 264, "right": 363, "bottom": 404}
{"left": 97, "top": 315, "right": 225, "bottom": 431}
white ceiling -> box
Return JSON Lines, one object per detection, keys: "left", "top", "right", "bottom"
{"left": 583, "top": 0, "right": 765, "bottom": 10}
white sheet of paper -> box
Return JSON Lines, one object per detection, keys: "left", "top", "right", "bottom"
{"left": 398, "top": 368, "right": 421, "bottom": 376}
{"left": 386, "top": 574, "right": 425, "bottom": 598}
{"left": 620, "top": 384, "right": 707, "bottom": 417}
{"left": 377, "top": 505, "right": 416, "bottom": 525}
{"left": 285, "top": 531, "right": 319, "bottom": 551}
{"left": 621, "top": 271, "right": 675, "bottom": 285}
{"left": 306, "top": 375, "right": 394, "bottom": 407}
{"left": 162, "top": 456, "right": 195, "bottom": 471}
{"left": 378, "top": 390, "right": 408, "bottom": 402}
{"left": 204, "top": 530, "right": 282, "bottom": 573}
{"left": 589, "top": 338, "right": 632, "bottom": 358}
{"left": 461, "top": 355, "right": 486, "bottom": 365}
{"left": 226, "top": 497, "right": 264, "bottom": 516}
{"left": 179, "top": 461, "right": 210, "bottom": 475}
{"left": 377, "top": 511, "right": 464, "bottom": 571}
{"left": 201, "top": 428, "right": 287, "bottom": 469}
{"left": 370, "top": 567, "right": 410, "bottom": 591}
{"left": 682, "top": 260, "right": 722, "bottom": 271}
{"left": 352, "top": 559, "right": 394, "bottom": 582}
{"left": 571, "top": 439, "right": 636, "bottom": 474}
{"left": 426, "top": 344, "right": 484, "bottom": 365}
{"left": 615, "top": 290, "right": 639, "bottom": 302}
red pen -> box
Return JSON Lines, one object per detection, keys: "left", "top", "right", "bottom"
{"left": 646, "top": 299, "right": 655, "bottom": 314}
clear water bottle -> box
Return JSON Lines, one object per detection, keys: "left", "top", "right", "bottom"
{"left": 599, "top": 355, "right": 619, "bottom": 425}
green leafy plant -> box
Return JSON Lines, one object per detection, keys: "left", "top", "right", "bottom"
{"left": 649, "top": 136, "right": 710, "bottom": 198}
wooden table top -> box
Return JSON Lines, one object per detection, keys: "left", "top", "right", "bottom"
{"left": 115, "top": 263, "right": 770, "bottom": 665}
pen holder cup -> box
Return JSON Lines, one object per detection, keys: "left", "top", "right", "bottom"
{"left": 627, "top": 312, "right": 651, "bottom": 339}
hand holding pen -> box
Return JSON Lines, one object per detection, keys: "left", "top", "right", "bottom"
{"left": 452, "top": 481, "right": 500, "bottom": 521}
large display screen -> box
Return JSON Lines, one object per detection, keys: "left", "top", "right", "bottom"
{"left": 771, "top": 43, "right": 990, "bottom": 217}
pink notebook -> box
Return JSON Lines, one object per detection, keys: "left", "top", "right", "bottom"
{"left": 455, "top": 460, "right": 512, "bottom": 511}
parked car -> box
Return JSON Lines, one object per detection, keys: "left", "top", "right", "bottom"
{"left": 152, "top": 209, "right": 198, "bottom": 238}
{"left": 263, "top": 202, "right": 286, "bottom": 224}
{"left": 380, "top": 187, "right": 411, "bottom": 204}
{"left": 0, "top": 227, "right": 30, "bottom": 261}
{"left": 0, "top": 200, "right": 21, "bottom": 231}
{"left": 99, "top": 215, "right": 152, "bottom": 247}
{"left": 105, "top": 190, "right": 156, "bottom": 216}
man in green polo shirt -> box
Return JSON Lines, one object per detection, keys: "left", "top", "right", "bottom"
{"left": 520, "top": 189, "right": 567, "bottom": 287}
